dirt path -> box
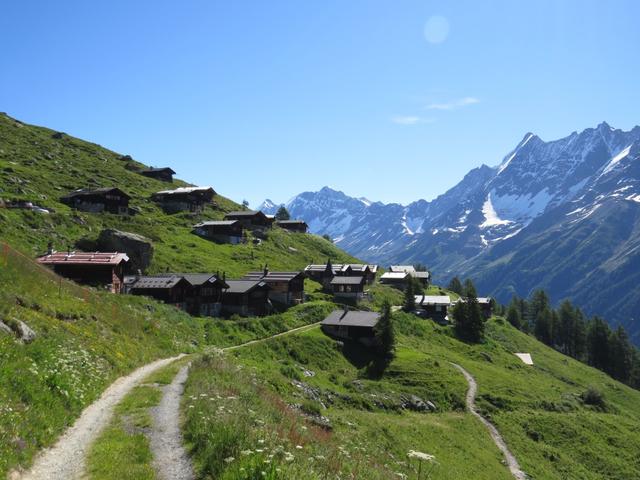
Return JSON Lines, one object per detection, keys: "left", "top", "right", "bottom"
{"left": 149, "top": 364, "right": 195, "bottom": 480}
{"left": 15, "top": 322, "right": 321, "bottom": 480}
{"left": 16, "top": 354, "right": 187, "bottom": 480}
{"left": 451, "top": 363, "right": 528, "bottom": 480}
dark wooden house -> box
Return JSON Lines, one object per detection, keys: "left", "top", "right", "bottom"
{"left": 37, "top": 251, "right": 130, "bottom": 293}
{"left": 275, "top": 220, "right": 308, "bottom": 233}
{"left": 330, "top": 276, "right": 366, "bottom": 300}
{"left": 390, "top": 265, "right": 430, "bottom": 286}
{"left": 305, "top": 260, "right": 378, "bottom": 291}
{"left": 242, "top": 268, "right": 305, "bottom": 306}
{"left": 140, "top": 167, "right": 176, "bottom": 182}
{"left": 222, "top": 280, "right": 271, "bottom": 317}
{"left": 151, "top": 186, "right": 216, "bottom": 213}
{"left": 477, "top": 297, "right": 493, "bottom": 318}
{"left": 338, "top": 264, "right": 378, "bottom": 285}
{"left": 379, "top": 271, "right": 411, "bottom": 289}
{"left": 126, "top": 275, "right": 191, "bottom": 309}
{"left": 60, "top": 188, "right": 131, "bottom": 215}
{"left": 321, "top": 309, "right": 380, "bottom": 346}
{"left": 224, "top": 210, "right": 272, "bottom": 230}
{"left": 414, "top": 295, "right": 451, "bottom": 323}
{"left": 181, "top": 273, "right": 229, "bottom": 317}
{"left": 192, "top": 220, "right": 244, "bottom": 244}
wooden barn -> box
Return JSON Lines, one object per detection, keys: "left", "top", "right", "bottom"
{"left": 379, "top": 271, "right": 411, "bottom": 289}
{"left": 140, "top": 167, "right": 176, "bottom": 182}
{"left": 37, "top": 251, "right": 130, "bottom": 293}
{"left": 330, "top": 276, "right": 366, "bottom": 300}
{"left": 414, "top": 295, "right": 451, "bottom": 323}
{"left": 275, "top": 220, "right": 308, "bottom": 233}
{"left": 224, "top": 210, "right": 272, "bottom": 230}
{"left": 390, "top": 265, "right": 430, "bottom": 286}
{"left": 338, "top": 264, "right": 378, "bottom": 285}
{"left": 222, "top": 280, "right": 271, "bottom": 317}
{"left": 151, "top": 186, "right": 216, "bottom": 213}
{"left": 181, "top": 273, "right": 229, "bottom": 317}
{"left": 321, "top": 309, "right": 380, "bottom": 346}
{"left": 242, "top": 268, "right": 305, "bottom": 306}
{"left": 126, "top": 275, "right": 191, "bottom": 309}
{"left": 60, "top": 188, "right": 131, "bottom": 215}
{"left": 305, "top": 260, "right": 378, "bottom": 291}
{"left": 192, "top": 220, "right": 244, "bottom": 244}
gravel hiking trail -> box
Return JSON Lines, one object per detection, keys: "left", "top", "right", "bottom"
{"left": 451, "top": 363, "right": 528, "bottom": 480}
{"left": 15, "top": 322, "right": 322, "bottom": 480}
{"left": 149, "top": 364, "right": 195, "bottom": 480}
{"left": 16, "top": 354, "right": 187, "bottom": 480}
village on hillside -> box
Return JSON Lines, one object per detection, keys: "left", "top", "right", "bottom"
{"left": 31, "top": 175, "right": 493, "bottom": 346}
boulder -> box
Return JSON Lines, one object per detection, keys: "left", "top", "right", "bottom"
{"left": 15, "top": 320, "right": 36, "bottom": 343}
{"left": 97, "top": 229, "right": 154, "bottom": 273}
{"left": 401, "top": 394, "right": 430, "bottom": 412}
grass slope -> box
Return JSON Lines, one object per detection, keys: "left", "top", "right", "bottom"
{"left": 184, "top": 314, "right": 640, "bottom": 480}
{"left": 0, "top": 112, "right": 357, "bottom": 275}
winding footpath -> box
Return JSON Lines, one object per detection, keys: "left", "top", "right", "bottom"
{"left": 16, "top": 323, "right": 321, "bottom": 480}
{"left": 16, "top": 354, "right": 187, "bottom": 480}
{"left": 451, "top": 363, "right": 528, "bottom": 480}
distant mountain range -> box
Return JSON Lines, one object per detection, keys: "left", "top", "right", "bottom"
{"left": 261, "top": 122, "right": 640, "bottom": 343}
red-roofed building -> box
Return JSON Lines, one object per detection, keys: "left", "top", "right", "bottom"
{"left": 37, "top": 251, "right": 130, "bottom": 293}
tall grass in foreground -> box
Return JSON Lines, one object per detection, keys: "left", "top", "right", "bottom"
{"left": 182, "top": 353, "right": 401, "bottom": 480}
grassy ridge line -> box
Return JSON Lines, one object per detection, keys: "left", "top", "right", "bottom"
{"left": 0, "top": 112, "right": 359, "bottom": 276}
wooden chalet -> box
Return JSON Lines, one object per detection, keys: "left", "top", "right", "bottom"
{"left": 242, "top": 268, "right": 305, "bottom": 306}
{"left": 223, "top": 210, "right": 272, "bottom": 230}
{"left": 181, "top": 273, "right": 229, "bottom": 317}
{"left": 222, "top": 280, "right": 271, "bottom": 317}
{"left": 140, "top": 167, "right": 176, "bottom": 182}
{"left": 453, "top": 297, "right": 494, "bottom": 319}
{"left": 379, "top": 271, "right": 411, "bottom": 289}
{"left": 126, "top": 275, "right": 191, "bottom": 309}
{"left": 275, "top": 220, "right": 308, "bottom": 233}
{"left": 37, "top": 251, "right": 129, "bottom": 293}
{"left": 60, "top": 188, "right": 131, "bottom": 215}
{"left": 414, "top": 295, "right": 451, "bottom": 323}
{"left": 390, "top": 265, "right": 430, "bottom": 286}
{"left": 151, "top": 186, "right": 216, "bottom": 213}
{"left": 192, "top": 220, "right": 244, "bottom": 244}
{"left": 321, "top": 309, "right": 380, "bottom": 346}
{"left": 304, "top": 260, "right": 378, "bottom": 290}
{"left": 330, "top": 276, "right": 366, "bottom": 300}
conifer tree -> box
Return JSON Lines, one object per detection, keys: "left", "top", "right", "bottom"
{"left": 587, "top": 317, "right": 611, "bottom": 371}
{"left": 608, "top": 326, "right": 633, "bottom": 382}
{"left": 453, "top": 279, "right": 484, "bottom": 343}
{"left": 275, "top": 205, "right": 291, "bottom": 221}
{"left": 403, "top": 280, "right": 415, "bottom": 312}
{"left": 534, "top": 307, "right": 553, "bottom": 345}
{"left": 375, "top": 301, "right": 395, "bottom": 359}
{"left": 447, "top": 276, "right": 463, "bottom": 295}
{"left": 506, "top": 301, "right": 522, "bottom": 329}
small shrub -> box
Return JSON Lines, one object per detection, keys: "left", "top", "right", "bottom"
{"left": 582, "top": 387, "right": 606, "bottom": 408}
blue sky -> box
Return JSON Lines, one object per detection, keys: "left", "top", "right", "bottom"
{"left": 1, "top": 1, "right": 639, "bottom": 207}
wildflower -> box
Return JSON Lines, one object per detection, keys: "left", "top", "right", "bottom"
{"left": 241, "top": 450, "right": 253, "bottom": 456}
{"left": 407, "top": 451, "right": 435, "bottom": 462}
{"left": 224, "top": 456, "right": 235, "bottom": 463}
{"left": 295, "top": 445, "right": 303, "bottom": 450}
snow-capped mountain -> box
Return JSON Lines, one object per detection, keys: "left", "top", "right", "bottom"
{"left": 262, "top": 122, "right": 640, "bottom": 342}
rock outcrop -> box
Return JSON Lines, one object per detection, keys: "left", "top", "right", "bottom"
{"left": 97, "top": 229, "right": 153, "bottom": 273}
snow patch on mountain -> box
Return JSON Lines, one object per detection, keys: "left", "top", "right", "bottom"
{"left": 601, "top": 145, "right": 632, "bottom": 177}
{"left": 490, "top": 188, "right": 553, "bottom": 224}
{"left": 480, "top": 193, "right": 512, "bottom": 228}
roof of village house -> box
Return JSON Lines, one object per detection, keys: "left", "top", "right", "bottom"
{"left": 61, "top": 187, "right": 131, "bottom": 200}
{"left": 415, "top": 295, "right": 451, "bottom": 306}
{"left": 305, "top": 263, "right": 378, "bottom": 274}
{"left": 330, "top": 276, "right": 365, "bottom": 285}
{"left": 276, "top": 220, "right": 308, "bottom": 225}
{"left": 390, "top": 265, "right": 416, "bottom": 274}
{"left": 321, "top": 310, "right": 380, "bottom": 328}
{"left": 37, "top": 251, "right": 129, "bottom": 266}
{"left": 127, "top": 275, "right": 187, "bottom": 290}
{"left": 414, "top": 271, "right": 430, "bottom": 279}
{"left": 140, "top": 167, "right": 176, "bottom": 174}
{"left": 224, "top": 210, "right": 268, "bottom": 218}
{"left": 242, "top": 271, "right": 304, "bottom": 282}
{"left": 153, "top": 186, "right": 215, "bottom": 196}
{"left": 380, "top": 272, "right": 410, "bottom": 280}
{"left": 193, "top": 220, "right": 240, "bottom": 227}
{"left": 178, "top": 273, "right": 229, "bottom": 288}
{"left": 224, "top": 279, "right": 269, "bottom": 294}
{"left": 454, "top": 297, "right": 492, "bottom": 304}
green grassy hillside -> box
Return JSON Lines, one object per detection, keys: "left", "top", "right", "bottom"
{"left": 0, "top": 113, "right": 357, "bottom": 276}
{"left": 183, "top": 314, "right": 640, "bottom": 480}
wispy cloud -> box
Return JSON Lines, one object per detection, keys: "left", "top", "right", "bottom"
{"left": 426, "top": 96, "right": 480, "bottom": 111}
{"left": 390, "top": 115, "right": 434, "bottom": 125}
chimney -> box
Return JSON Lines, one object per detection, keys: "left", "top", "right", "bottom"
{"left": 263, "top": 264, "right": 269, "bottom": 276}
{"left": 46, "top": 241, "right": 53, "bottom": 255}
{"left": 341, "top": 304, "right": 349, "bottom": 318}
